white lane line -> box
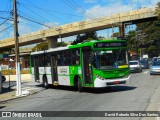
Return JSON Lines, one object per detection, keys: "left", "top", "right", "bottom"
{"left": 143, "top": 71, "right": 149, "bottom": 74}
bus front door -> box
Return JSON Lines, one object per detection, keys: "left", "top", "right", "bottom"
{"left": 34, "top": 56, "right": 39, "bottom": 81}
{"left": 82, "top": 47, "right": 93, "bottom": 84}
{"left": 51, "top": 54, "right": 58, "bottom": 83}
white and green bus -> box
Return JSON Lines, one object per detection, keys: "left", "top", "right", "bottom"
{"left": 30, "top": 39, "right": 130, "bottom": 91}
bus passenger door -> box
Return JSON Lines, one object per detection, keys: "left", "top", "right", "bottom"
{"left": 34, "top": 56, "right": 39, "bottom": 81}
{"left": 51, "top": 54, "right": 58, "bottom": 83}
{"left": 82, "top": 47, "right": 93, "bottom": 84}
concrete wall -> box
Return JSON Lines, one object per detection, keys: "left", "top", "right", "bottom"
{"left": 5, "top": 74, "right": 32, "bottom": 82}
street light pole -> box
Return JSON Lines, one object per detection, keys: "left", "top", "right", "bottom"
{"left": 13, "top": 0, "right": 21, "bottom": 96}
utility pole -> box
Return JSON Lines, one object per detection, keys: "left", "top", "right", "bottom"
{"left": 13, "top": 0, "right": 21, "bottom": 96}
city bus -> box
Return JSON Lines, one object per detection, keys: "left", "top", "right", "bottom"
{"left": 30, "top": 39, "right": 130, "bottom": 91}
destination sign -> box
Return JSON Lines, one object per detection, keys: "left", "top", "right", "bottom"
{"left": 94, "top": 42, "right": 127, "bottom": 48}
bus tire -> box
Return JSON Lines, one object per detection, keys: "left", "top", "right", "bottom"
{"left": 43, "top": 75, "right": 49, "bottom": 89}
{"left": 78, "top": 77, "right": 83, "bottom": 92}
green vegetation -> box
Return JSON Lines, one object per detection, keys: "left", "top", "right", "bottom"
{"left": 124, "top": 2, "right": 160, "bottom": 57}
{"left": 32, "top": 41, "right": 67, "bottom": 51}
{"left": 71, "top": 31, "right": 98, "bottom": 45}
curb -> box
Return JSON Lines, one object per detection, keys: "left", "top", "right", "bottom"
{"left": 0, "top": 88, "right": 45, "bottom": 103}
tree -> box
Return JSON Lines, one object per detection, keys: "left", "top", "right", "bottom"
{"left": 0, "top": 48, "right": 14, "bottom": 54}
{"left": 32, "top": 42, "right": 48, "bottom": 51}
{"left": 127, "top": 30, "right": 136, "bottom": 50}
{"left": 126, "top": 2, "right": 160, "bottom": 56}
{"left": 71, "top": 31, "right": 98, "bottom": 45}
{"left": 57, "top": 42, "right": 67, "bottom": 47}
{"left": 155, "top": 2, "right": 160, "bottom": 19}
{"left": 32, "top": 41, "right": 67, "bottom": 52}
{"left": 111, "top": 32, "right": 119, "bottom": 37}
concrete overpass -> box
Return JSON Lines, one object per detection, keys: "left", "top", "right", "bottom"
{"left": 0, "top": 7, "right": 157, "bottom": 49}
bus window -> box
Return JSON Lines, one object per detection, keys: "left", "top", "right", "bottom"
{"left": 71, "top": 49, "right": 80, "bottom": 65}
{"left": 64, "top": 50, "right": 72, "bottom": 66}
{"left": 45, "top": 54, "right": 51, "bottom": 67}
{"left": 38, "top": 54, "right": 44, "bottom": 67}
{"left": 57, "top": 52, "right": 65, "bottom": 66}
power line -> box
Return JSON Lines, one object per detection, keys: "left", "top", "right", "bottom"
{"left": 19, "top": 15, "right": 51, "bottom": 28}
{"left": 22, "top": 0, "right": 83, "bottom": 18}
{"left": 0, "top": 24, "right": 13, "bottom": 33}
{"left": 0, "top": 16, "right": 12, "bottom": 20}
{"left": 17, "top": 1, "right": 66, "bottom": 26}
{"left": 18, "top": 11, "right": 59, "bottom": 28}
{"left": 18, "top": 10, "right": 47, "bottom": 25}
{"left": 0, "top": 9, "right": 13, "bottom": 26}
{"left": 17, "top": 2, "right": 50, "bottom": 23}
{"left": 18, "top": 1, "right": 77, "bottom": 25}
{"left": 0, "top": 10, "right": 11, "bottom": 13}
{"left": 61, "top": 0, "right": 95, "bottom": 19}
{"left": 68, "top": 0, "right": 96, "bottom": 19}
{"left": 0, "top": 17, "right": 12, "bottom": 26}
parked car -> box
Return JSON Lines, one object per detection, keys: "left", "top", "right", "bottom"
{"left": 140, "top": 60, "right": 149, "bottom": 69}
{"left": 148, "top": 58, "right": 153, "bottom": 65}
{"left": 150, "top": 61, "right": 160, "bottom": 75}
{"left": 129, "top": 60, "right": 142, "bottom": 73}
{"left": 158, "top": 57, "right": 160, "bottom": 61}
{"left": 152, "top": 57, "right": 158, "bottom": 62}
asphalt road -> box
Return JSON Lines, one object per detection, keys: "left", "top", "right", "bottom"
{"left": 1, "top": 69, "right": 160, "bottom": 120}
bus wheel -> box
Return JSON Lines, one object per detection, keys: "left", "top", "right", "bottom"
{"left": 78, "top": 77, "right": 83, "bottom": 92}
{"left": 43, "top": 75, "right": 49, "bottom": 89}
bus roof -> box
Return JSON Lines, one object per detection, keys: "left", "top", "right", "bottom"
{"left": 31, "top": 39, "right": 126, "bottom": 55}
{"left": 69, "top": 39, "right": 126, "bottom": 49}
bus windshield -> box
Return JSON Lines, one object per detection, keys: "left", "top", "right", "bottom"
{"left": 93, "top": 49, "right": 127, "bottom": 70}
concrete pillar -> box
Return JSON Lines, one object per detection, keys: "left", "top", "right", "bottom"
{"left": 118, "top": 23, "right": 125, "bottom": 37}
{"left": 46, "top": 37, "right": 57, "bottom": 49}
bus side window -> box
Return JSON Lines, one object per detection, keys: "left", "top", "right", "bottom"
{"left": 45, "top": 54, "right": 51, "bottom": 67}
{"left": 39, "top": 54, "right": 44, "bottom": 67}
{"left": 57, "top": 52, "right": 65, "bottom": 66}
{"left": 64, "top": 50, "right": 72, "bottom": 66}
{"left": 71, "top": 49, "right": 80, "bottom": 65}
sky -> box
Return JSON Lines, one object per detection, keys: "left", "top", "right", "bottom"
{"left": 0, "top": 0, "right": 159, "bottom": 43}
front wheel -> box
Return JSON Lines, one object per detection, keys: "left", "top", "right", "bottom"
{"left": 43, "top": 75, "right": 49, "bottom": 89}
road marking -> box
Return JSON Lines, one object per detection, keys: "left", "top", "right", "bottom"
{"left": 143, "top": 71, "right": 149, "bottom": 74}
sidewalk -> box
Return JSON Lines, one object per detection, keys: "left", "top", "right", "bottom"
{"left": 141, "top": 83, "right": 160, "bottom": 120}
{"left": 0, "top": 78, "right": 44, "bottom": 102}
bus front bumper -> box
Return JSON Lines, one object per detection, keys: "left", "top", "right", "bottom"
{"left": 94, "top": 75, "right": 131, "bottom": 88}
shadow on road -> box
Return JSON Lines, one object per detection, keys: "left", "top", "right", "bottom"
{"left": 1, "top": 87, "right": 14, "bottom": 94}
{"left": 3, "top": 81, "right": 16, "bottom": 88}
{"left": 82, "top": 86, "right": 137, "bottom": 94}
{"left": 47, "top": 85, "right": 136, "bottom": 94}
{"left": 0, "top": 106, "right": 6, "bottom": 109}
